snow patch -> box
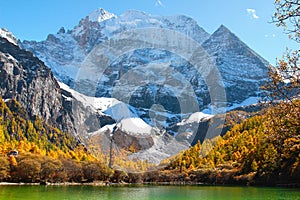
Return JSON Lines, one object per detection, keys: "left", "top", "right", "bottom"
{"left": 119, "top": 118, "right": 153, "bottom": 136}
{"left": 88, "top": 8, "right": 116, "bottom": 23}
{"left": 227, "top": 96, "right": 260, "bottom": 111}
{"left": 58, "top": 81, "right": 119, "bottom": 111}
{"left": 202, "top": 96, "right": 260, "bottom": 114}
{"left": 177, "top": 112, "right": 213, "bottom": 126}
{"left": 104, "top": 102, "right": 138, "bottom": 122}
{"left": 89, "top": 124, "right": 116, "bottom": 136}
{"left": 58, "top": 81, "right": 139, "bottom": 121}
{"left": 0, "top": 28, "right": 18, "bottom": 46}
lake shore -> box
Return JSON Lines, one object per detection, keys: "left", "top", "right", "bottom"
{"left": 0, "top": 181, "right": 299, "bottom": 188}
{"left": 0, "top": 182, "right": 108, "bottom": 186}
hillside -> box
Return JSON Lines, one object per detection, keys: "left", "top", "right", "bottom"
{"left": 163, "top": 101, "right": 300, "bottom": 186}
{"left": 0, "top": 97, "right": 154, "bottom": 183}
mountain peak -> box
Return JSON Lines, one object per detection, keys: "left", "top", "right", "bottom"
{"left": 87, "top": 8, "right": 116, "bottom": 23}
{"left": 206, "top": 24, "right": 242, "bottom": 46}
{"left": 0, "top": 28, "right": 18, "bottom": 46}
{"left": 213, "top": 25, "right": 234, "bottom": 35}
{"left": 218, "top": 24, "right": 230, "bottom": 31}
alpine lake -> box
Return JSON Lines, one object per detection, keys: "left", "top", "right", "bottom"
{"left": 0, "top": 185, "right": 299, "bottom": 200}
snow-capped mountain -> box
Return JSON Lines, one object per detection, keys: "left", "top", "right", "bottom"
{"left": 22, "top": 9, "right": 210, "bottom": 85}
{"left": 17, "top": 8, "right": 270, "bottom": 163}
{"left": 202, "top": 25, "right": 269, "bottom": 104}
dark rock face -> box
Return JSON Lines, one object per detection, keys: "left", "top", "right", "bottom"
{"left": 0, "top": 37, "right": 113, "bottom": 137}
{"left": 72, "top": 17, "right": 105, "bottom": 52}
{"left": 0, "top": 37, "right": 64, "bottom": 127}
{"left": 128, "top": 84, "right": 182, "bottom": 114}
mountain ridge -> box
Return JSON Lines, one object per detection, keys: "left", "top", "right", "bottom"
{"left": 2, "top": 8, "right": 271, "bottom": 163}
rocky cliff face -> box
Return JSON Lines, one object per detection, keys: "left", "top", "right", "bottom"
{"left": 0, "top": 34, "right": 114, "bottom": 138}
{"left": 0, "top": 36, "right": 64, "bottom": 126}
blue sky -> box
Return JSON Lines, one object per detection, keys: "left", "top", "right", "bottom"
{"left": 0, "top": 0, "right": 298, "bottom": 64}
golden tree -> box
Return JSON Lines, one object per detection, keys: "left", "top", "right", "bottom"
{"left": 264, "top": 0, "right": 300, "bottom": 104}
{"left": 262, "top": 0, "right": 300, "bottom": 148}
{"left": 274, "top": 0, "right": 300, "bottom": 42}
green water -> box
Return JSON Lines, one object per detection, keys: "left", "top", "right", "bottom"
{"left": 0, "top": 185, "right": 299, "bottom": 200}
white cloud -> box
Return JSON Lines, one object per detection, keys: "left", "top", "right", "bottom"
{"left": 155, "top": 0, "right": 164, "bottom": 7}
{"left": 246, "top": 8, "right": 259, "bottom": 19}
